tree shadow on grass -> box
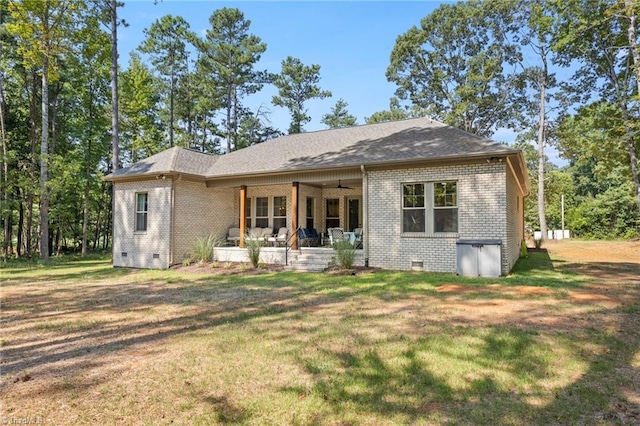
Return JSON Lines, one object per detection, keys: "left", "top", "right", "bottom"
{"left": 2, "top": 257, "right": 639, "bottom": 424}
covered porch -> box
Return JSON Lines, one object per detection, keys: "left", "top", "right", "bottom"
{"left": 206, "top": 167, "right": 370, "bottom": 265}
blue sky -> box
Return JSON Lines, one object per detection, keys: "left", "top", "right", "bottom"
{"left": 119, "top": 0, "right": 534, "bottom": 153}
{"left": 119, "top": 1, "right": 448, "bottom": 134}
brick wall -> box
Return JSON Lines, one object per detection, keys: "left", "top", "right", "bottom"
{"left": 173, "top": 180, "right": 236, "bottom": 263}
{"left": 367, "top": 163, "right": 509, "bottom": 273}
{"left": 505, "top": 167, "right": 525, "bottom": 272}
{"left": 113, "top": 180, "right": 172, "bottom": 269}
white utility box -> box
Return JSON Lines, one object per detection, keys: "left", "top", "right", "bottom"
{"left": 456, "top": 239, "right": 502, "bottom": 277}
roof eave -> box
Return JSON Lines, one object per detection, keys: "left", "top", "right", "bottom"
{"left": 204, "top": 151, "right": 518, "bottom": 182}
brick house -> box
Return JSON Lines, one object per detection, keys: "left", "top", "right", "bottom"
{"left": 104, "top": 117, "right": 530, "bottom": 275}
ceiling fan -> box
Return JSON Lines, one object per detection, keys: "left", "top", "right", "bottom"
{"left": 336, "top": 179, "right": 353, "bottom": 189}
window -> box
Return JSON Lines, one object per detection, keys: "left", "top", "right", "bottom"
{"left": 433, "top": 182, "right": 458, "bottom": 232}
{"left": 255, "top": 197, "right": 269, "bottom": 228}
{"left": 325, "top": 198, "right": 340, "bottom": 229}
{"left": 244, "top": 198, "right": 251, "bottom": 229}
{"left": 135, "top": 192, "right": 148, "bottom": 232}
{"left": 402, "top": 182, "right": 457, "bottom": 233}
{"left": 402, "top": 184, "right": 425, "bottom": 232}
{"left": 273, "top": 196, "right": 287, "bottom": 230}
{"left": 306, "top": 197, "right": 315, "bottom": 230}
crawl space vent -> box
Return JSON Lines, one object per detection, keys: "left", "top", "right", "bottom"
{"left": 410, "top": 261, "right": 424, "bottom": 271}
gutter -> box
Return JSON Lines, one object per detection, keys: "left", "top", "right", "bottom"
{"left": 361, "top": 164, "right": 369, "bottom": 267}
{"left": 169, "top": 176, "right": 176, "bottom": 267}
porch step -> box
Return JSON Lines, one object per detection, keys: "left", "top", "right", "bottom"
{"left": 285, "top": 248, "right": 336, "bottom": 272}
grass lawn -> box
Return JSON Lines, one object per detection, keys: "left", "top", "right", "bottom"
{"left": 1, "top": 241, "right": 639, "bottom": 425}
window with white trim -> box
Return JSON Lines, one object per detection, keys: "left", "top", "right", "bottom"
{"left": 433, "top": 182, "right": 458, "bottom": 232}
{"left": 306, "top": 197, "right": 315, "bottom": 230}
{"left": 402, "top": 184, "right": 425, "bottom": 232}
{"left": 402, "top": 182, "right": 458, "bottom": 233}
{"left": 273, "top": 196, "right": 287, "bottom": 230}
{"left": 325, "top": 198, "right": 340, "bottom": 229}
{"left": 255, "top": 197, "right": 269, "bottom": 228}
{"left": 135, "top": 192, "right": 148, "bottom": 232}
{"left": 244, "top": 198, "right": 251, "bottom": 229}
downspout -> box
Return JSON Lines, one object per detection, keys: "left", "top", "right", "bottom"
{"left": 169, "top": 177, "right": 175, "bottom": 267}
{"left": 361, "top": 164, "right": 369, "bottom": 267}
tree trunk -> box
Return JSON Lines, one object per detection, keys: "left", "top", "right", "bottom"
{"left": 110, "top": 0, "right": 120, "bottom": 172}
{"left": 623, "top": 0, "right": 640, "bottom": 211}
{"left": 82, "top": 179, "right": 90, "bottom": 256}
{"left": 40, "top": 50, "right": 50, "bottom": 260}
{"left": 26, "top": 70, "right": 38, "bottom": 258}
{"left": 17, "top": 189, "right": 24, "bottom": 257}
{"left": 0, "top": 62, "right": 9, "bottom": 259}
{"left": 537, "top": 71, "right": 548, "bottom": 242}
{"left": 93, "top": 204, "right": 102, "bottom": 251}
{"left": 170, "top": 54, "right": 175, "bottom": 147}
{"left": 110, "top": 0, "right": 119, "bottom": 256}
{"left": 625, "top": 0, "right": 640, "bottom": 97}
{"left": 226, "top": 88, "right": 232, "bottom": 153}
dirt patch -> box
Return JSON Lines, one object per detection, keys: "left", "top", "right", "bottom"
{"left": 436, "top": 284, "right": 554, "bottom": 296}
{"left": 2, "top": 240, "right": 639, "bottom": 424}
{"left": 170, "top": 261, "right": 284, "bottom": 275}
{"left": 545, "top": 239, "right": 640, "bottom": 264}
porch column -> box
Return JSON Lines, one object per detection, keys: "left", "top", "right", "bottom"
{"left": 291, "top": 182, "right": 299, "bottom": 250}
{"left": 361, "top": 165, "right": 369, "bottom": 267}
{"left": 239, "top": 185, "right": 247, "bottom": 248}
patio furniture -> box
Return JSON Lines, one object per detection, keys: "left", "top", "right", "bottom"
{"left": 354, "top": 228, "right": 363, "bottom": 249}
{"left": 267, "top": 227, "right": 289, "bottom": 246}
{"left": 297, "top": 228, "right": 320, "bottom": 247}
{"left": 343, "top": 232, "right": 356, "bottom": 245}
{"left": 246, "top": 227, "right": 273, "bottom": 243}
{"left": 227, "top": 227, "right": 241, "bottom": 246}
{"left": 327, "top": 227, "right": 345, "bottom": 246}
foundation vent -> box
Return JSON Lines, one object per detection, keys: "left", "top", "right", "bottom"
{"left": 410, "top": 261, "right": 424, "bottom": 271}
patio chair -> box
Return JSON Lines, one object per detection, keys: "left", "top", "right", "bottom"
{"left": 267, "top": 227, "right": 288, "bottom": 246}
{"left": 354, "top": 227, "right": 363, "bottom": 249}
{"left": 328, "top": 227, "right": 345, "bottom": 246}
{"left": 227, "top": 227, "right": 241, "bottom": 246}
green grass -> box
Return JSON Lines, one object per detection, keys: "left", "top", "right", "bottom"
{"left": 1, "top": 249, "right": 638, "bottom": 425}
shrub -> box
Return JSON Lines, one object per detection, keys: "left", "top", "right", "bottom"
{"left": 245, "top": 237, "right": 263, "bottom": 268}
{"left": 333, "top": 240, "right": 356, "bottom": 269}
{"left": 192, "top": 234, "right": 224, "bottom": 263}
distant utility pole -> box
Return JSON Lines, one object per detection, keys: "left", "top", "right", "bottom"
{"left": 561, "top": 194, "right": 565, "bottom": 238}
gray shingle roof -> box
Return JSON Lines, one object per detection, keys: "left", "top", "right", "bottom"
{"left": 107, "top": 146, "right": 217, "bottom": 179}
{"left": 209, "top": 117, "right": 518, "bottom": 177}
{"left": 106, "top": 117, "right": 520, "bottom": 180}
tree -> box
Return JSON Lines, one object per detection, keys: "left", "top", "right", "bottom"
{"left": 272, "top": 56, "right": 332, "bottom": 134}
{"left": 7, "top": 0, "right": 83, "bottom": 259}
{"left": 321, "top": 98, "right": 357, "bottom": 128}
{"left": 553, "top": 0, "right": 640, "bottom": 212}
{"left": 365, "top": 97, "right": 427, "bottom": 124}
{"left": 138, "top": 15, "right": 195, "bottom": 148}
{"left": 197, "top": 7, "right": 267, "bottom": 153}
{"left": 557, "top": 101, "right": 639, "bottom": 237}
{"left": 386, "top": 0, "right": 521, "bottom": 137}
{"left": 120, "top": 53, "right": 163, "bottom": 164}
{"left": 235, "top": 105, "right": 283, "bottom": 150}
{"left": 512, "top": 0, "right": 567, "bottom": 241}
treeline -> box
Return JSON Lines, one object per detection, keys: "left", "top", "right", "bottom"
{"left": 1, "top": 0, "right": 639, "bottom": 260}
